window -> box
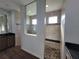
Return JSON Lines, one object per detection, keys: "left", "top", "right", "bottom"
{"left": 25, "top": 1, "right": 37, "bottom": 35}
{"left": 32, "top": 19, "right": 37, "bottom": 25}
{"left": 48, "top": 16, "right": 58, "bottom": 24}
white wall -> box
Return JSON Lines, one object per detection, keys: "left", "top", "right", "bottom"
{"left": 64, "top": 0, "right": 79, "bottom": 44}
{"left": 20, "top": 0, "right": 45, "bottom": 59}
{"left": 11, "top": 11, "right": 16, "bottom": 33}
{"left": 45, "top": 24, "right": 61, "bottom": 40}
{"left": 61, "top": 12, "right": 65, "bottom": 59}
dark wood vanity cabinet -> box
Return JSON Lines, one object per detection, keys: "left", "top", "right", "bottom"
{"left": 0, "top": 33, "right": 15, "bottom": 51}
{"left": 0, "top": 36, "right": 7, "bottom": 50}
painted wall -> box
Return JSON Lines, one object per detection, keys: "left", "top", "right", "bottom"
{"left": 61, "top": 11, "right": 65, "bottom": 59}
{"left": 11, "top": 11, "right": 16, "bottom": 33}
{"left": 20, "top": 0, "right": 45, "bottom": 58}
{"left": 64, "top": 0, "right": 79, "bottom": 44}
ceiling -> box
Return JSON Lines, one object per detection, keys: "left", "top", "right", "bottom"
{"left": 26, "top": 0, "right": 64, "bottom": 16}
{"left": 46, "top": 0, "right": 64, "bottom": 12}
{"left": 12, "top": 0, "right": 34, "bottom": 5}
{"left": 0, "top": 0, "right": 64, "bottom": 13}
{"left": 0, "top": 0, "right": 34, "bottom": 11}
{"left": 0, "top": 0, "right": 20, "bottom": 11}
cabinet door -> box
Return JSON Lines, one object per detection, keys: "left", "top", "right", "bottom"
{"left": 7, "top": 35, "right": 15, "bottom": 48}
{"left": 2, "top": 36, "right": 8, "bottom": 49}
{"left": 11, "top": 35, "right": 15, "bottom": 47}
{"left": 0, "top": 36, "right": 7, "bottom": 51}
{"left": 0, "top": 36, "right": 2, "bottom": 51}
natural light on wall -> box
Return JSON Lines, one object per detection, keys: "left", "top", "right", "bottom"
{"left": 48, "top": 16, "right": 58, "bottom": 24}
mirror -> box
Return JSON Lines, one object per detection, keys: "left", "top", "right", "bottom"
{"left": 0, "top": 14, "right": 9, "bottom": 34}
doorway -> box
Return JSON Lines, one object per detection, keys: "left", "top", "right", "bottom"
{"left": 44, "top": 0, "right": 65, "bottom": 59}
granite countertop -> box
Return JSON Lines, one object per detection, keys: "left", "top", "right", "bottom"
{"left": 0, "top": 33, "right": 15, "bottom": 36}
{"left": 65, "top": 42, "right": 79, "bottom": 59}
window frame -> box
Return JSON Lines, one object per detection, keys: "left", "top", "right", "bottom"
{"left": 47, "top": 16, "right": 59, "bottom": 25}
{"left": 32, "top": 18, "right": 37, "bottom": 25}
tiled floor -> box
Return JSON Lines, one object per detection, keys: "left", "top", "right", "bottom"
{"left": 44, "top": 40, "right": 60, "bottom": 59}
